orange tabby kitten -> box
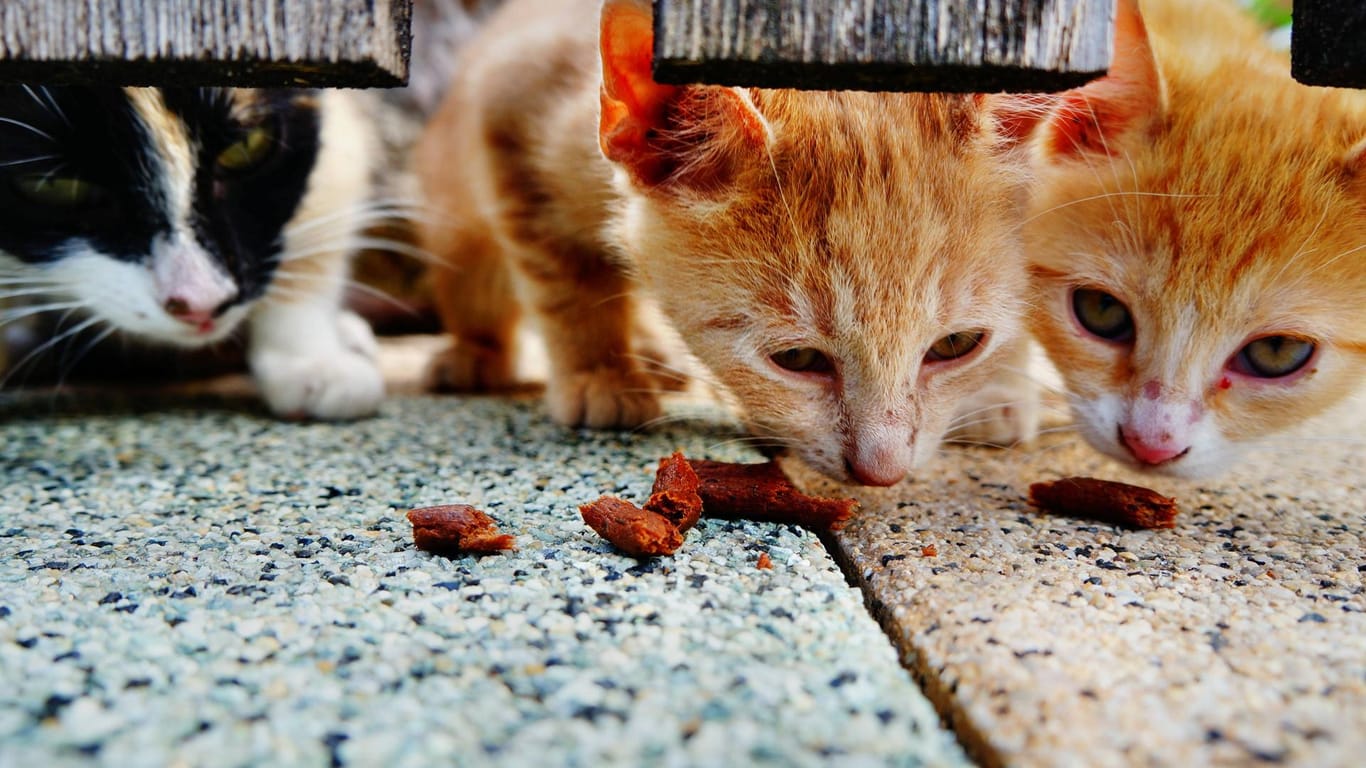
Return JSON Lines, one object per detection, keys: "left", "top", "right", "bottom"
{"left": 1024, "top": 0, "right": 1366, "bottom": 477}
{"left": 416, "top": 0, "right": 1038, "bottom": 485}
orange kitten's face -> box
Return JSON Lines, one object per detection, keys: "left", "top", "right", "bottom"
{"left": 614, "top": 92, "right": 1028, "bottom": 484}
{"left": 1025, "top": 0, "right": 1366, "bottom": 477}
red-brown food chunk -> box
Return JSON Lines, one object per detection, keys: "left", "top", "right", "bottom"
{"left": 688, "top": 459, "right": 857, "bottom": 531}
{"left": 1028, "top": 477, "right": 1179, "bottom": 530}
{"left": 580, "top": 496, "right": 684, "bottom": 558}
{"left": 756, "top": 552, "right": 773, "bottom": 570}
{"left": 644, "top": 451, "right": 703, "bottom": 532}
{"left": 407, "top": 504, "right": 517, "bottom": 555}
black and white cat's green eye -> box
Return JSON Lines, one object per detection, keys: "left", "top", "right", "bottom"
{"left": 771, "top": 347, "right": 834, "bottom": 374}
{"left": 925, "top": 330, "right": 985, "bottom": 362}
{"left": 10, "top": 174, "right": 101, "bottom": 207}
{"left": 1072, "top": 288, "right": 1134, "bottom": 341}
{"left": 1232, "top": 335, "right": 1315, "bottom": 379}
{"left": 216, "top": 124, "right": 275, "bottom": 173}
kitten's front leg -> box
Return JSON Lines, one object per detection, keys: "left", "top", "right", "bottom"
{"left": 248, "top": 284, "right": 385, "bottom": 421}
{"left": 947, "top": 335, "right": 1040, "bottom": 447}
{"left": 513, "top": 243, "right": 660, "bottom": 429}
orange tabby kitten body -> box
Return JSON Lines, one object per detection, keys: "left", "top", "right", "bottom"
{"left": 1025, "top": 0, "right": 1366, "bottom": 477}
{"left": 417, "top": 0, "right": 1036, "bottom": 485}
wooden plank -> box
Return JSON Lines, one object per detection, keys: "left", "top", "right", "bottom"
{"left": 1291, "top": 0, "right": 1366, "bottom": 88}
{"left": 0, "top": 0, "right": 411, "bottom": 87}
{"left": 652, "top": 0, "right": 1116, "bottom": 92}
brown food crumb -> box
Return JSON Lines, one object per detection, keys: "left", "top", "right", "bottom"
{"left": 579, "top": 496, "right": 684, "bottom": 558}
{"left": 756, "top": 552, "right": 773, "bottom": 569}
{"left": 688, "top": 459, "right": 857, "bottom": 531}
{"left": 644, "top": 452, "right": 703, "bottom": 532}
{"left": 1027, "top": 477, "right": 1179, "bottom": 530}
{"left": 921, "top": 544, "right": 938, "bottom": 557}
{"left": 407, "top": 505, "right": 516, "bottom": 555}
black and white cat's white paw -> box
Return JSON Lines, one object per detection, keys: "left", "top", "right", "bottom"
{"left": 250, "top": 310, "right": 384, "bottom": 420}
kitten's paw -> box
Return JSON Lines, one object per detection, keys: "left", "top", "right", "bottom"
{"left": 254, "top": 348, "right": 385, "bottom": 421}
{"left": 423, "top": 338, "right": 517, "bottom": 392}
{"left": 336, "top": 310, "right": 379, "bottom": 359}
{"left": 947, "top": 380, "right": 1039, "bottom": 447}
{"left": 547, "top": 368, "right": 661, "bottom": 429}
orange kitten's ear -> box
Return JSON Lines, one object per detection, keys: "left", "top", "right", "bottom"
{"left": 1040, "top": 0, "right": 1164, "bottom": 160}
{"left": 986, "top": 93, "right": 1061, "bottom": 149}
{"left": 1345, "top": 136, "right": 1366, "bottom": 178}
{"left": 599, "top": 0, "right": 770, "bottom": 189}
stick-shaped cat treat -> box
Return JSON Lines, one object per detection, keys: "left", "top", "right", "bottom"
{"left": 1023, "top": 0, "right": 1366, "bottom": 476}
{"left": 418, "top": 0, "right": 1038, "bottom": 485}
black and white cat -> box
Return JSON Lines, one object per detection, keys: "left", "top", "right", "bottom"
{"left": 0, "top": 86, "right": 385, "bottom": 418}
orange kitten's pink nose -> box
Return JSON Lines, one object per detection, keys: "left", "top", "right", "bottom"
{"left": 1119, "top": 427, "right": 1189, "bottom": 465}
{"left": 843, "top": 447, "right": 909, "bottom": 487}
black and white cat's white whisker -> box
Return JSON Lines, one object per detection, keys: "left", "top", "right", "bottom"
{"left": 52, "top": 324, "right": 118, "bottom": 391}
{"left": 0, "top": 154, "right": 62, "bottom": 169}
{"left": 276, "top": 236, "right": 437, "bottom": 266}
{"left": 0, "top": 300, "right": 90, "bottom": 329}
{"left": 267, "top": 272, "right": 409, "bottom": 311}
{"left": 1, "top": 314, "right": 104, "bottom": 389}
{"left": 0, "top": 116, "right": 58, "bottom": 144}
{"left": 21, "top": 85, "right": 71, "bottom": 128}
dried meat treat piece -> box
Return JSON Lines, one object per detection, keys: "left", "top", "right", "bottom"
{"left": 644, "top": 451, "right": 703, "bottom": 532}
{"left": 408, "top": 505, "right": 517, "bottom": 555}
{"left": 1027, "top": 477, "right": 1179, "bottom": 530}
{"left": 688, "top": 459, "right": 857, "bottom": 531}
{"left": 580, "top": 496, "right": 684, "bottom": 558}
{"left": 756, "top": 552, "right": 773, "bottom": 570}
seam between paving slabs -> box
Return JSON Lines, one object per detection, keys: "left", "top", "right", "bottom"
{"left": 819, "top": 529, "right": 1002, "bottom": 768}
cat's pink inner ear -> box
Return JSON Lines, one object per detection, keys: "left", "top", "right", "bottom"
{"left": 1042, "top": 0, "right": 1162, "bottom": 160}
{"left": 987, "top": 93, "right": 1059, "bottom": 148}
{"left": 599, "top": 0, "right": 681, "bottom": 184}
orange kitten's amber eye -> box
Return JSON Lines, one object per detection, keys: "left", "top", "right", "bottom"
{"left": 770, "top": 348, "right": 834, "bottom": 374}
{"left": 1072, "top": 288, "right": 1134, "bottom": 341}
{"left": 1231, "top": 336, "right": 1315, "bottom": 379}
{"left": 925, "top": 331, "right": 986, "bottom": 362}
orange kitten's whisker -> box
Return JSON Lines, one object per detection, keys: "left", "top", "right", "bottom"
{"left": 1299, "top": 241, "right": 1366, "bottom": 282}
{"left": 1023, "top": 191, "right": 1215, "bottom": 225}
{"left": 705, "top": 435, "right": 798, "bottom": 453}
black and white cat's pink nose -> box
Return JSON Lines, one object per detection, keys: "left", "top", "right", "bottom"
{"left": 152, "top": 235, "right": 238, "bottom": 332}
{"left": 163, "top": 295, "right": 230, "bottom": 328}
{"left": 1118, "top": 426, "right": 1189, "bottom": 465}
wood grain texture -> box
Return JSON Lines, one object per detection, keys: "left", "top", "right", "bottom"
{"left": 653, "top": 0, "right": 1116, "bottom": 92}
{"left": 1291, "top": 0, "right": 1366, "bottom": 88}
{"left": 0, "top": 0, "right": 411, "bottom": 87}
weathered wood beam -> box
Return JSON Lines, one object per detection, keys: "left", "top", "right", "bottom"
{"left": 0, "top": 0, "right": 411, "bottom": 87}
{"left": 1291, "top": 0, "right": 1366, "bottom": 89}
{"left": 652, "top": 0, "right": 1116, "bottom": 93}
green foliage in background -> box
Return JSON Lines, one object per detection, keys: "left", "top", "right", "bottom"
{"left": 1246, "top": 0, "right": 1292, "bottom": 29}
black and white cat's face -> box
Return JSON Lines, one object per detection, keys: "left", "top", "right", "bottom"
{"left": 0, "top": 86, "right": 320, "bottom": 347}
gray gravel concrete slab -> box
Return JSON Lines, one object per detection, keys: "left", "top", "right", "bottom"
{"left": 0, "top": 392, "right": 966, "bottom": 768}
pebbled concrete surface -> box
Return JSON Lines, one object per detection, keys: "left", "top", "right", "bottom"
{"left": 0, "top": 389, "right": 966, "bottom": 768}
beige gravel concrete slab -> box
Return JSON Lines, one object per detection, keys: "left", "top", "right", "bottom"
{"left": 805, "top": 399, "right": 1366, "bottom": 768}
